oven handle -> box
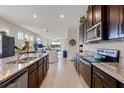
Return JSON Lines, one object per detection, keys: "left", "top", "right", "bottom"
{"left": 80, "top": 58, "right": 91, "bottom": 66}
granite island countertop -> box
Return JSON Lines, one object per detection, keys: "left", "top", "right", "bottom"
{"left": 92, "top": 62, "right": 124, "bottom": 84}
{"left": 0, "top": 53, "right": 48, "bottom": 84}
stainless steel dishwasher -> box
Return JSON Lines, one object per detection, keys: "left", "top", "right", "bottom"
{"left": 0, "top": 69, "right": 28, "bottom": 88}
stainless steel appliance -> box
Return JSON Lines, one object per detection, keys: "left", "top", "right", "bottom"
{"left": 0, "top": 69, "right": 28, "bottom": 88}
{"left": 86, "top": 21, "right": 102, "bottom": 42}
{"left": 80, "top": 48, "right": 119, "bottom": 87}
{"left": 0, "top": 34, "right": 15, "bottom": 58}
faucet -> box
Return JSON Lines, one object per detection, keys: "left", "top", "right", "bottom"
{"left": 17, "top": 53, "right": 23, "bottom": 61}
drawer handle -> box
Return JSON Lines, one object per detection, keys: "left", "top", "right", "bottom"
{"left": 96, "top": 72, "right": 104, "bottom": 79}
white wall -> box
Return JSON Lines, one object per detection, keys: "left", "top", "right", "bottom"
{"left": 67, "top": 28, "right": 79, "bottom": 60}
{"left": 0, "top": 18, "right": 47, "bottom": 47}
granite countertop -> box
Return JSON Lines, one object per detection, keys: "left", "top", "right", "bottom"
{"left": 92, "top": 62, "right": 124, "bottom": 84}
{"left": 0, "top": 53, "right": 48, "bottom": 84}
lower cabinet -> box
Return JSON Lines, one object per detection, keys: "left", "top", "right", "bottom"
{"left": 43, "top": 55, "right": 49, "bottom": 78}
{"left": 92, "top": 66, "right": 117, "bottom": 88}
{"left": 38, "top": 59, "right": 44, "bottom": 87}
{"left": 28, "top": 55, "right": 49, "bottom": 88}
{"left": 46, "top": 55, "right": 49, "bottom": 71}
{"left": 92, "top": 74, "right": 109, "bottom": 88}
{"left": 118, "top": 82, "right": 124, "bottom": 88}
{"left": 28, "top": 68, "right": 39, "bottom": 88}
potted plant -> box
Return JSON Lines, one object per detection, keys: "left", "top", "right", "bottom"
{"left": 79, "top": 16, "right": 86, "bottom": 25}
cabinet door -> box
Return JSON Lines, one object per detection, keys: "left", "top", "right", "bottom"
{"left": 108, "top": 5, "right": 120, "bottom": 39}
{"left": 43, "top": 60, "right": 47, "bottom": 78}
{"left": 119, "top": 6, "right": 124, "bottom": 38}
{"left": 28, "top": 69, "right": 38, "bottom": 88}
{"left": 87, "top": 6, "right": 93, "bottom": 28}
{"left": 38, "top": 64, "right": 43, "bottom": 86}
{"left": 47, "top": 58, "right": 49, "bottom": 71}
{"left": 118, "top": 82, "right": 124, "bottom": 88}
{"left": 80, "top": 61, "right": 91, "bottom": 87}
{"left": 93, "top": 5, "right": 102, "bottom": 24}
{"left": 92, "top": 74, "right": 109, "bottom": 88}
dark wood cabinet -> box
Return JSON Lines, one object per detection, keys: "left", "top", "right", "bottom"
{"left": 46, "top": 55, "right": 49, "bottom": 71}
{"left": 107, "top": 5, "right": 120, "bottom": 39}
{"left": 92, "top": 66, "right": 117, "bottom": 88}
{"left": 92, "top": 73, "right": 109, "bottom": 88}
{"left": 28, "top": 68, "right": 38, "bottom": 88}
{"left": 93, "top": 5, "right": 102, "bottom": 24}
{"left": 43, "top": 60, "right": 47, "bottom": 78}
{"left": 107, "top": 5, "right": 124, "bottom": 39}
{"left": 118, "top": 82, "right": 124, "bottom": 88}
{"left": 80, "top": 59, "right": 91, "bottom": 87}
{"left": 38, "top": 59, "right": 44, "bottom": 87}
{"left": 28, "top": 63, "right": 39, "bottom": 88}
{"left": 87, "top": 6, "right": 93, "bottom": 28}
{"left": 119, "top": 6, "right": 124, "bottom": 38}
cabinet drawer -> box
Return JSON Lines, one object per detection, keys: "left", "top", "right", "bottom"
{"left": 93, "top": 66, "right": 117, "bottom": 88}
{"left": 28, "top": 63, "right": 38, "bottom": 74}
{"left": 38, "top": 59, "right": 43, "bottom": 66}
{"left": 118, "top": 82, "right": 124, "bottom": 88}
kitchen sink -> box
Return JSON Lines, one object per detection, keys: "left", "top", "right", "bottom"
{"left": 7, "top": 57, "right": 37, "bottom": 64}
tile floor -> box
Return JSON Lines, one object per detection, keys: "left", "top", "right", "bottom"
{"left": 40, "top": 57, "right": 89, "bottom": 88}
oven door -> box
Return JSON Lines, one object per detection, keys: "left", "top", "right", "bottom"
{"left": 80, "top": 58, "right": 91, "bottom": 87}
{"left": 87, "top": 21, "right": 102, "bottom": 42}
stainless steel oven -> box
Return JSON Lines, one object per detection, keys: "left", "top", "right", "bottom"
{"left": 87, "top": 21, "right": 102, "bottom": 42}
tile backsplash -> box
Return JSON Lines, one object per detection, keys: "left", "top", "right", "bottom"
{"left": 83, "top": 40, "right": 124, "bottom": 62}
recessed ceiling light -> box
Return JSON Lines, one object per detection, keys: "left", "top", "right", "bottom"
{"left": 33, "top": 14, "right": 37, "bottom": 18}
{"left": 60, "top": 14, "right": 64, "bottom": 18}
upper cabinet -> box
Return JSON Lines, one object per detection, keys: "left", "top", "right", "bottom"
{"left": 87, "top": 5, "right": 103, "bottom": 28}
{"left": 107, "top": 6, "right": 120, "bottom": 39}
{"left": 92, "top": 5, "right": 102, "bottom": 24}
{"left": 86, "top": 5, "right": 108, "bottom": 42}
{"left": 119, "top": 6, "right": 124, "bottom": 38}
{"left": 107, "top": 5, "right": 124, "bottom": 39}
{"left": 87, "top": 6, "right": 93, "bottom": 28}
{"left": 84, "top": 5, "right": 124, "bottom": 43}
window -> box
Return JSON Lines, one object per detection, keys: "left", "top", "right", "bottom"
{"left": 17, "top": 32, "right": 24, "bottom": 40}
{"left": 30, "top": 35, "right": 34, "bottom": 42}
{"left": 25, "top": 34, "right": 29, "bottom": 41}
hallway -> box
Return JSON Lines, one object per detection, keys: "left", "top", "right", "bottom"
{"left": 40, "top": 59, "right": 89, "bottom": 88}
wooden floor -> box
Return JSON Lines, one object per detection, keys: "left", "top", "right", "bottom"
{"left": 40, "top": 57, "right": 88, "bottom": 88}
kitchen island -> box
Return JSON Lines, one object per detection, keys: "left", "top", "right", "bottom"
{"left": 0, "top": 53, "right": 49, "bottom": 88}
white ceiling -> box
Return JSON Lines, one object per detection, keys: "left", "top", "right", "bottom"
{"left": 0, "top": 5, "right": 88, "bottom": 39}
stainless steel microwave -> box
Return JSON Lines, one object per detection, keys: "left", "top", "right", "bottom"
{"left": 86, "top": 21, "right": 102, "bottom": 42}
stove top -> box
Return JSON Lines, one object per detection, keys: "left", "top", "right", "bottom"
{"left": 81, "top": 56, "right": 105, "bottom": 63}
{"left": 81, "top": 48, "right": 119, "bottom": 63}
